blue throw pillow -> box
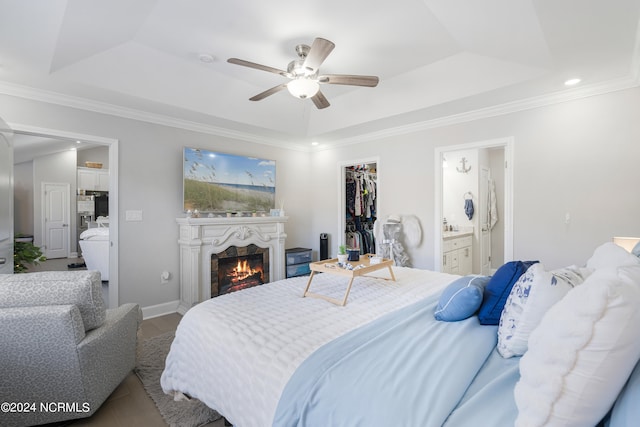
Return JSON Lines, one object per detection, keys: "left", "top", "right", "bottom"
{"left": 477, "top": 260, "right": 538, "bottom": 325}
{"left": 434, "top": 275, "right": 491, "bottom": 322}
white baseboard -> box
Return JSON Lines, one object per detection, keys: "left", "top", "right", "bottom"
{"left": 177, "top": 301, "right": 190, "bottom": 316}
{"left": 141, "top": 300, "right": 180, "bottom": 320}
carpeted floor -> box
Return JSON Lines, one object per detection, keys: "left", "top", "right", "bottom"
{"left": 135, "top": 332, "right": 222, "bottom": 427}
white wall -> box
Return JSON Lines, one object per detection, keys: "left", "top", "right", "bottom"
{"left": 0, "top": 94, "right": 313, "bottom": 309}
{"left": 13, "top": 161, "right": 33, "bottom": 236}
{"left": 77, "top": 146, "right": 109, "bottom": 168}
{"left": 1, "top": 85, "right": 639, "bottom": 312}
{"left": 310, "top": 86, "right": 640, "bottom": 270}
{"left": 443, "top": 149, "right": 478, "bottom": 232}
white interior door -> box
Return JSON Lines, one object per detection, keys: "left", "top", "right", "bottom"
{"left": 479, "top": 167, "right": 492, "bottom": 275}
{"left": 43, "top": 182, "right": 70, "bottom": 259}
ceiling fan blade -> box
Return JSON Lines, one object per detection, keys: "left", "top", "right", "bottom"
{"left": 249, "top": 84, "right": 288, "bottom": 101}
{"left": 318, "top": 74, "right": 379, "bottom": 87}
{"left": 227, "top": 58, "right": 288, "bottom": 76}
{"left": 303, "top": 38, "right": 335, "bottom": 72}
{"left": 311, "top": 90, "right": 330, "bottom": 109}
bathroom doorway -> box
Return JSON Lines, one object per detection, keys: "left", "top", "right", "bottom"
{"left": 434, "top": 138, "right": 513, "bottom": 274}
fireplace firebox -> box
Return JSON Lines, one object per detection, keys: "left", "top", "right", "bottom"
{"left": 211, "top": 244, "right": 270, "bottom": 297}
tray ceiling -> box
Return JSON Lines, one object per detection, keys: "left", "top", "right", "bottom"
{"left": 1, "top": 0, "right": 639, "bottom": 150}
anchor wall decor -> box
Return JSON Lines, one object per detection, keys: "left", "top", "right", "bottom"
{"left": 457, "top": 157, "right": 472, "bottom": 173}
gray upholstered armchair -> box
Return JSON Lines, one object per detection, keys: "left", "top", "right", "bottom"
{"left": 0, "top": 270, "right": 141, "bottom": 427}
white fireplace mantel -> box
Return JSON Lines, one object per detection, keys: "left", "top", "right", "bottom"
{"left": 176, "top": 216, "right": 288, "bottom": 314}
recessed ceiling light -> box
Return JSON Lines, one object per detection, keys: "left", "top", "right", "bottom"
{"left": 564, "top": 78, "right": 581, "bottom": 86}
{"left": 198, "top": 53, "right": 215, "bottom": 63}
{"left": 311, "top": 141, "right": 319, "bottom": 146}
{"left": 76, "top": 140, "right": 81, "bottom": 144}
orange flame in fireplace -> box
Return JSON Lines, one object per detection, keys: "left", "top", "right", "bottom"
{"left": 231, "top": 259, "right": 261, "bottom": 282}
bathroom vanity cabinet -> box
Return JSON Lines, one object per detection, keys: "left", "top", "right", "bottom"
{"left": 442, "top": 232, "right": 473, "bottom": 275}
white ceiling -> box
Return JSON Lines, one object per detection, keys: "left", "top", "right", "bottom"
{"left": 11, "top": 134, "right": 96, "bottom": 164}
{"left": 1, "top": 0, "right": 639, "bottom": 151}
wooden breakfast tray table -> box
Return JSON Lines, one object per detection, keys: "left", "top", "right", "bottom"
{"left": 303, "top": 254, "right": 396, "bottom": 306}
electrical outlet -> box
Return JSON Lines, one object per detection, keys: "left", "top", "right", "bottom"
{"left": 125, "top": 210, "right": 143, "bottom": 221}
{"left": 160, "top": 271, "right": 170, "bottom": 284}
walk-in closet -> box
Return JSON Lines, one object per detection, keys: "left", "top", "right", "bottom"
{"left": 344, "top": 163, "right": 378, "bottom": 255}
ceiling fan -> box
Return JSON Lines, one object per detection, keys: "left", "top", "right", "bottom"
{"left": 227, "top": 38, "right": 379, "bottom": 109}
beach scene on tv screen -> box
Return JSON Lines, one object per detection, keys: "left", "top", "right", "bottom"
{"left": 183, "top": 147, "right": 276, "bottom": 213}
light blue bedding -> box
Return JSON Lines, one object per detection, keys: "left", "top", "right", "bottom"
{"left": 443, "top": 348, "right": 520, "bottom": 426}
{"left": 273, "top": 294, "right": 500, "bottom": 427}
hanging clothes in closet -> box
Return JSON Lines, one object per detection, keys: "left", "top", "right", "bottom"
{"left": 345, "top": 165, "right": 377, "bottom": 254}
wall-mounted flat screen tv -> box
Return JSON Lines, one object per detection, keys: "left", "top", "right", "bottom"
{"left": 183, "top": 147, "right": 276, "bottom": 214}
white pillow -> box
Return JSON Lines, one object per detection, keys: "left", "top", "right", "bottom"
{"left": 497, "top": 263, "right": 590, "bottom": 358}
{"left": 586, "top": 242, "right": 640, "bottom": 269}
{"left": 514, "top": 265, "right": 640, "bottom": 427}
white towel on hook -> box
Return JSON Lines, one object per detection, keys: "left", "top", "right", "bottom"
{"left": 488, "top": 179, "right": 498, "bottom": 230}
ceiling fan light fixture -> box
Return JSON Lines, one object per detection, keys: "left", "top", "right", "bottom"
{"left": 287, "top": 78, "right": 319, "bottom": 99}
{"left": 228, "top": 37, "right": 377, "bottom": 109}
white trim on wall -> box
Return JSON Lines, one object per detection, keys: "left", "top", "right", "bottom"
{"left": 434, "top": 137, "right": 514, "bottom": 272}
{"left": 9, "top": 123, "right": 120, "bottom": 308}
{"left": 2, "top": 75, "right": 637, "bottom": 153}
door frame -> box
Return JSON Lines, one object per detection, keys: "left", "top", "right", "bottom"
{"left": 434, "top": 137, "right": 514, "bottom": 272}
{"left": 10, "top": 123, "right": 119, "bottom": 309}
{"left": 41, "top": 181, "right": 70, "bottom": 259}
{"left": 479, "top": 166, "right": 492, "bottom": 275}
{"left": 0, "top": 120, "right": 13, "bottom": 274}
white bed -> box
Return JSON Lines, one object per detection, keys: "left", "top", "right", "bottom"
{"left": 161, "top": 267, "right": 453, "bottom": 426}
{"left": 161, "top": 243, "right": 640, "bottom": 427}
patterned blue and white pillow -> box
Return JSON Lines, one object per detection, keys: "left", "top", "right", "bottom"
{"left": 497, "top": 263, "right": 591, "bottom": 358}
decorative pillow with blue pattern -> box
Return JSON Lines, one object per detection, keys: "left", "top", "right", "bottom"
{"left": 497, "top": 263, "right": 591, "bottom": 358}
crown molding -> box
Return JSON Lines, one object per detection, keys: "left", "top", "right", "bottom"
{"left": 314, "top": 74, "right": 640, "bottom": 151}
{"left": 1, "top": 73, "right": 638, "bottom": 155}
{"left": 0, "top": 81, "right": 311, "bottom": 152}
